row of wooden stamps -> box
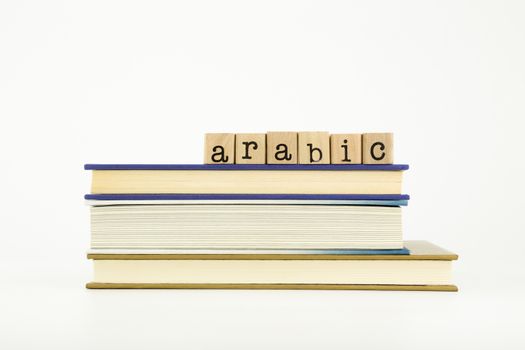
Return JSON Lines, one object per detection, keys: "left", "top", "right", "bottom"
{"left": 205, "top": 132, "right": 394, "bottom": 164}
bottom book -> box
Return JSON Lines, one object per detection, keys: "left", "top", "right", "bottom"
{"left": 86, "top": 241, "right": 458, "bottom": 292}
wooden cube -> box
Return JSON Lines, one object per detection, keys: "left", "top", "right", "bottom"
{"left": 298, "top": 132, "right": 330, "bottom": 164}
{"left": 362, "top": 133, "right": 394, "bottom": 164}
{"left": 235, "top": 133, "right": 266, "bottom": 164}
{"left": 330, "top": 134, "right": 362, "bottom": 164}
{"left": 266, "top": 132, "right": 298, "bottom": 164}
{"left": 204, "top": 133, "right": 235, "bottom": 164}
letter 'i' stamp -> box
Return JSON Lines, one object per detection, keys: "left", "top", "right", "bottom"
{"left": 330, "top": 134, "right": 362, "bottom": 164}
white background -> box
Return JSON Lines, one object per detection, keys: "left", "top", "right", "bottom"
{"left": 1, "top": 1, "right": 524, "bottom": 348}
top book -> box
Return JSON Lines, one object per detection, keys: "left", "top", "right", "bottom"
{"left": 85, "top": 131, "right": 405, "bottom": 195}
{"left": 85, "top": 164, "right": 408, "bottom": 195}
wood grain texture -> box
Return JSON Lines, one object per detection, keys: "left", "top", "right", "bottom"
{"left": 266, "top": 132, "right": 298, "bottom": 164}
{"left": 86, "top": 283, "right": 458, "bottom": 291}
{"left": 298, "top": 132, "right": 330, "bottom": 164}
{"left": 87, "top": 241, "right": 458, "bottom": 261}
{"left": 362, "top": 133, "right": 394, "bottom": 164}
{"left": 330, "top": 134, "right": 362, "bottom": 164}
{"left": 235, "top": 133, "right": 266, "bottom": 164}
{"left": 204, "top": 133, "right": 235, "bottom": 164}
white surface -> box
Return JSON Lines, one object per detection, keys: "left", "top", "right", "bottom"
{"left": 1, "top": 0, "right": 524, "bottom": 348}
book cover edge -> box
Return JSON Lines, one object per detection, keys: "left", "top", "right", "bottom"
{"left": 85, "top": 282, "right": 458, "bottom": 292}
{"left": 84, "top": 164, "right": 410, "bottom": 171}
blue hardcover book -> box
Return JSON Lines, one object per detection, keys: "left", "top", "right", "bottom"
{"left": 86, "top": 164, "right": 408, "bottom": 195}
{"left": 85, "top": 193, "right": 409, "bottom": 206}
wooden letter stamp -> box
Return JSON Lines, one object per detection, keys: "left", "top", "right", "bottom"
{"left": 266, "top": 132, "right": 298, "bottom": 164}
{"left": 330, "top": 134, "right": 362, "bottom": 164}
{"left": 362, "top": 133, "right": 393, "bottom": 164}
{"left": 298, "top": 132, "right": 330, "bottom": 164}
{"left": 204, "top": 133, "right": 235, "bottom": 164}
{"left": 235, "top": 133, "right": 266, "bottom": 164}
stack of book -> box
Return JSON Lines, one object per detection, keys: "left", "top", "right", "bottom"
{"left": 85, "top": 164, "right": 458, "bottom": 291}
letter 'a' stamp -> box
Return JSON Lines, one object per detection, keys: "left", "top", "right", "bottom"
{"left": 204, "top": 133, "right": 235, "bottom": 164}
{"left": 266, "top": 132, "right": 298, "bottom": 164}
